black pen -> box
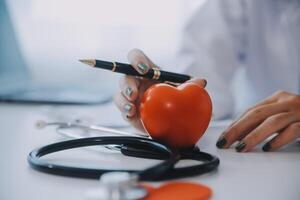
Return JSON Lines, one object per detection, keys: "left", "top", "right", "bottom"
{"left": 79, "top": 59, "right": 192, "bottom": 83}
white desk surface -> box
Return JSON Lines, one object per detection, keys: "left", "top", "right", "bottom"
{"left": 0, "top": 102, "right": 299, "bottom": 200}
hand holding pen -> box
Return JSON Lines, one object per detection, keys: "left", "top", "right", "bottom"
{"left": 79, "top": 49, "right": 207, "bottom": 133}
{"left": 111, "top": 49, "right": 207, "bottom": 132}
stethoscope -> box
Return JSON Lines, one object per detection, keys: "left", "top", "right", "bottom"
{"left": 28, "top": 120, "right": 220, "bottom": 199}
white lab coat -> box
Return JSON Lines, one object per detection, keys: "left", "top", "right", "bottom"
{"left": 179, "top": 0, "right": 300, "bottom": 119}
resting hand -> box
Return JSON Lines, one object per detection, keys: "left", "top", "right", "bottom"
{"left": 216, "top": 91, "right": 300, "bottom": 152}
{"left": 114, "top": 49, "right": 207, "bottom": 132}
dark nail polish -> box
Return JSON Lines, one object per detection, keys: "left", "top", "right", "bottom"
{"left": 262, "top": 143, "right": 271, "bottom": 152}
{"left": 235, "top": 141, "right": 246, "bottom": 152}
{"left": 203, "top": 79, "right": 207, "bottom": 87}
{"left": 216, "top": 136, "right": 227, "bottom": 148}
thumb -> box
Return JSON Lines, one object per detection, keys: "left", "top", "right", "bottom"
{"left": 127, "top": 49, "right": 159, "bottom": 75}
{"left": 186, "top": 78, "right": 207, "bottom": 88}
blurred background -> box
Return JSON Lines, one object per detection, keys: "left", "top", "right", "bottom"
{"left": 2, "top": 0, "right": 205, "bottom": 99}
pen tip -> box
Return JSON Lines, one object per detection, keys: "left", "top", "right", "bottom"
{"left": 79, "top": 59, "right": 96, "bottom": 67}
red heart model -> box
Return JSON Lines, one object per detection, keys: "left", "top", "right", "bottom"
{"left": 140, "top": 82, "right": 212, "bottom": 149}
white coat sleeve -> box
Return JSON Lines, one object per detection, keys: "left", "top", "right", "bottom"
{"left": 177, "top": 0, "right": 241, "bottom": 119}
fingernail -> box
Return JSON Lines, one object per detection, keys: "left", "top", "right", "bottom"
{"left": 123, "top": 104, "right": 132, "bottom": 114}
{"left": 216, "top": 136, "right": 227, "bottom": 148}
{"left": 137, "top": 63, "right": 149, "bottom": 74}
{"left": 203, "top": 79, "right": 207, "bottom": 87}
{"left": 262, "top": 143, "right": 271, "bottom": 152}
{"left": 124, "top": 87, "right": 133, "bottom": 99}
{"left": 235, "top": 141, "right": 246, "bottom": 152}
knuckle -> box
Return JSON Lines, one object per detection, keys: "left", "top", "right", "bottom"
{"left": 274, "top": 90, "right": 288, "bottom": 97}
{"left": 128, "top": 49, "right": 145, "bottom": 60}
{"left": 119, "top": 76, "right": 129, "bottom": 88}
{"left": 245, "top": 136, "right": 256, "bottom": 147}
{"left": 119, "top": 76, "right": 124, "bottom": 84}
{"left": 225, "top": 127, "right": 239, "bottom": 140}
{"left": 130, "top": 78, "right": 139, "bottom": 89}
{"left": 240, "top": 107, "right": 254, "bottom": 117}
{"left": 288, "top": 122, "right": 300, "bottom": 133}
{"left": 280, "top": 95, "right": 300, "bottom": 109}
{"left": 123, "top": 77, "right": 133, "bottom": 87}
{"left": 289, "top": 95, "right": 300, "bottom": 104}
{"left": 247, "top": 107, "right": 264, "bottom": 117}
{"left": 113, "top": 94, "right": 123, "bottom": 110}
{"left": 131, "top": 48, "right": 143, "bottom": 54}
{"left": 113, "top": 93, "right": 120, "bottom": 103}
{"left": 264, "top": 114, "right": 286, "bottom": 125}
{"left": 241, "top": 134, "right": 256, "bottom": 148}
{"left": 244, "top": 107, "right": 254, "bottom": 114}
{"left": 128, "top": 48, "right": 142, "bottom": 56}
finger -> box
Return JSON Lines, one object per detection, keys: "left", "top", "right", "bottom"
{"left": 262, "top": 122, "right": 300, "bottom": 152}
{"left": 221, "top": 104, "right": 275, "bottom": 137}
{"left": 234, "top": 112, "right": 300, "bottom": 152}
{"left": 216, "top": 102, "right": 289, "bottom": 149}
{"left": 254, "top": 91, "right": 292, "bottom": 108}
{"left": 227, "top": 92, "right": 283, "bottom": 128}
{"left": 220, "top": 91, "right": 292, "bottom": 139}
{"left": 186, "top": 78, "right": 207, "bottom": 88}
{"left": 127, "top": 49, "right": 158, "bottom": 74}
{"left": 119, "top": 76, "right": 140, "bottom": 102}
{"left": 121, "top": 112, "right": 146, "bottom": 133}
{"left": 120, "top": 104, "right": 146, "bottom": 133}
{"left": 114, "top": 92, "right": 137, "bottom": 118}
{"left": 254, "top": 93, "right": 279, "bottom": 107}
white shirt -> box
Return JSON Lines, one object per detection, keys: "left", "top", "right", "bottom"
{"left": 179, "top": 0, "right": 300, "bottom": 119}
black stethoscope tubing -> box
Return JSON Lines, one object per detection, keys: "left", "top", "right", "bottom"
{"left": 28, "top": 136, "right": 220, "bottom": 181}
